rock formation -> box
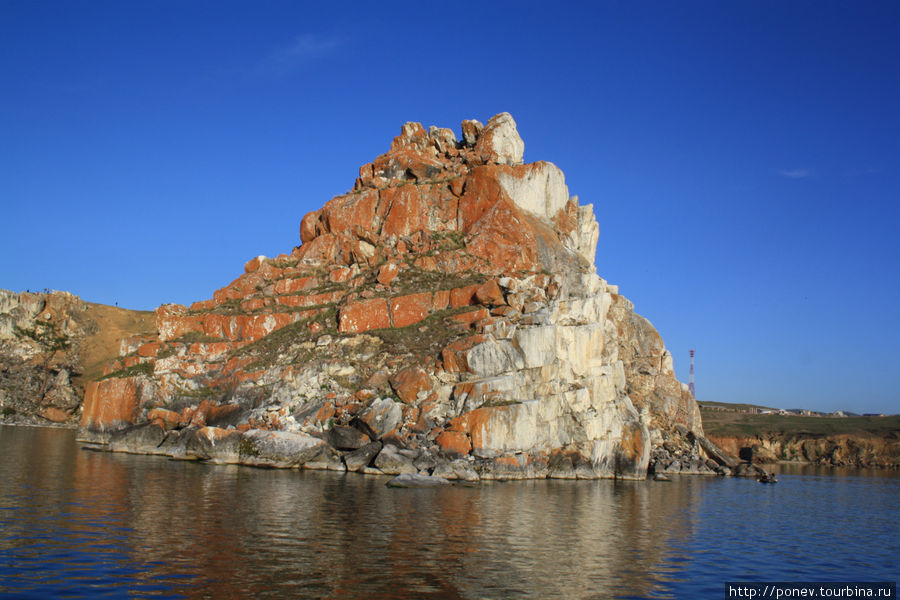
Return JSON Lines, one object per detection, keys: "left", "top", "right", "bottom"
{"left": 0, "top": 290, "right": 86, "bottom": 423}
{"left": 0, "top": 289, "right": 156, "bottom": 425}
{"left": 77, "top": 113, "right": 714, "bottom": 480}
{"left": 709, "top": 432, "right": 900, "bottom": 469}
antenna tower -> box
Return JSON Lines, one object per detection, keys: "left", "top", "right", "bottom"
{"left": 689, "top": 349, "right": 696, "bottom": 397}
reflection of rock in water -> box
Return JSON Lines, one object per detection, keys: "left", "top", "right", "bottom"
{"left": 4, "top": 427, "right": 898, "bottom": 598}
{"left": 437, "top": 479, "right": 702, "bottom": 599}
{"left": 4, "top": 426, "right": 712, "bottom": 598}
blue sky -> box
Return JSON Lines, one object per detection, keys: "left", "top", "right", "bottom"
{"left": 2, "top": 1, "right": 898, "bottom": 414}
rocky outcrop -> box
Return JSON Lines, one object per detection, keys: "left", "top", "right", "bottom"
{"left": 0, "top": 290, "right": 155, "bottom": 425}
{"left": 77, "top": 113, "right": 711, "bottom": 480}
{"left": 0, "top": 290, "right": 90, "bottom": 424}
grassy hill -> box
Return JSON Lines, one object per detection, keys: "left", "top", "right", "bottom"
{"left": 73, "top": 302, "right": 156, "bottom": 387}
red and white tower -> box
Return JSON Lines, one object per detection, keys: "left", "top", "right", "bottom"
{"left": 689, "top": 349, "right": 696, "bottom": 397}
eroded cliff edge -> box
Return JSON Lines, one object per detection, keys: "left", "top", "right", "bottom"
{"left": 77, "top": 113, "right": 718, "bottom": 480}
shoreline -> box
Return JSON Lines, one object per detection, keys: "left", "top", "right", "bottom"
{"left": 74, "top": 423, "right": 724, "bottom": 482}
{"left": 3, "top": 420, "right": 896, "bottom": 471}
{"left": 71, "top": 424, "right": 899, "bottom": 482}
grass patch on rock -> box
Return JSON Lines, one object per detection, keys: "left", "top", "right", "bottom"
{"left": 369, "top": 305, "right": 476, "bottom": 359}
{"left": 228, "top": 306, "right": 339, "bottom": 369}
{"left": 97, "top": 361, "right": 154, "bottom": 381}
{"left": 390, "top": 266, "right": 486, "bottom": 297}
{"left": 173, "top": 332, "right": 228, "bottom": 344}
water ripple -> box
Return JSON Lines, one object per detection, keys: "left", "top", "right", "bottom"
{"left": 1, "top": 427, "right": 898, "bottom": 599}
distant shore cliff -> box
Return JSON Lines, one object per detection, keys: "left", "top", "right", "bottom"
{"left": 709, "top": 433, "right": 899, "bottom": 469}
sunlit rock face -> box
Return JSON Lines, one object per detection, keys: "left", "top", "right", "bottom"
{"left": 79, "top": 113, "right": 708, "bottom": 480}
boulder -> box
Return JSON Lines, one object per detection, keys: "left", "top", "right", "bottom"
{"left": 238, "top": 430, "right": 325, "bottom": 468}
{"left": 80, "top": 377, "right": 144, "bottom": 433}
{"left": 389, "top": 293, "right": 431, "bottom": 328}
{"left": 695, "top": 434, "right": 739, "bottom": 469}
{"left": 373, "top": 444, "right": 417, "bottom": 475}
{"left": 475, "top": 112, "right": 524, "bottom": 165}
{"left": 733, "top": 462, "right": 769, "bottom": 478}
{"left": 388, "top": 366, "right": 431, "bottom": 404}
{"left": 328, "top": 425, "right": 371, "bottom": 450}
{"left": 344, "top": 441, "right": 383, "bottom": 472}
{"left": 303, "top": 445, "right": 347, "bottom": 471}
{"left": 108, "top": 422, "right": 167, "bottom": 455}
{"left": 159, "top": 427, "right": 198, "bottom": 459}
{"left": 461, "top": 119, "right": 482, "bottom": 146}
{"left": 356, "top": 398, "right": 402, "bottom": 439}
{"left": 38, "top": 407, "right": 70, "bottom": 423}
{"left": 339, "top": 298, "right": 390, "bottom": 334}
{"left": 187, "top": 427, "right": 242, "bottom": 463}
{"left": 432, "top": 458, "right": 479, "bottom": 482}
{"left": 475, "top": 280, "right": 505, "bottom": 305}
{"left": 386, "top": 473, "right": 451, "bottom": 488}
{"left": 376, "top": 262, "right": 399, "bottom": 286}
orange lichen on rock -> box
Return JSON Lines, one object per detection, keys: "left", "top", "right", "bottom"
{"left": 436, "top": 430, "right": 471, "bottom": 456}
{"left": 137, "top": 342, "right": 161, "bottom": 357}
{"left": 338, "top": 298, "right": 390, "bottom": 333}
{"left": 376, "top": 262, "right": 399, "bottom": 286}
{"left": 389, "top": 292, "right": 431, "bottom": 328}
{"left": 147, "top": 408, "right": 181, "bottom": 429}
{"left": 80, "top": 377, "right": 142, "bottom": 432}
{"left": 449, "top": 285, "right": 481, "bottom": 308}
{"left": 389, "top": 366, "right": 431, "bottom": 404}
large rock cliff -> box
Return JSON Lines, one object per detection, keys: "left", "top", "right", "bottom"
{"left": 77, "top": 113, "right": 711, "bottom": 480}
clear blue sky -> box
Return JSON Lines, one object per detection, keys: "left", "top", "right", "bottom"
{"left": 2, "top": 1, "right": 898, "bottom": 414}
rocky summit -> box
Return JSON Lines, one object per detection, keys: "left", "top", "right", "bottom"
{"left": 78, "top": 113, "right": 720, "bottom": 480}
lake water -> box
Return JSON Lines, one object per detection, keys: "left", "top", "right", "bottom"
{"left": 0, "top": 425, "right": 896, "bottom": 599}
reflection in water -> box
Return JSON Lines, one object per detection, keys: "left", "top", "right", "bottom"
{"left": 1, "top": 426, "right": 897, "bottom": 599}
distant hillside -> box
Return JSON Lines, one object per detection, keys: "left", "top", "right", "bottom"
{"left": 699, "top": 400, "right": 778, "bottom": 413}
{"left": 702, "top": 410, "right": 899, "bottom": 438}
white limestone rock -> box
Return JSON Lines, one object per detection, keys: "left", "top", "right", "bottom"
{"left": 497, "top": 161, "right": 568, "bottom": 221}
{"left": 475, "top": 112, "right": 525, "bottom": 165}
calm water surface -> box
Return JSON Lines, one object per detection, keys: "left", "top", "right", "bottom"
{"left": 0, "top": 425, "right": 896, "bottom": 599}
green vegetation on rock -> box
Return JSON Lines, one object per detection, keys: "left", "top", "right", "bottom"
{"left": 98, "top": 361, "right": 154, "bottom": 381}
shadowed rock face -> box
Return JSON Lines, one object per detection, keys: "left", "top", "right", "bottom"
{"left": 78, "top": 113, "right": 708, "bottom": 480}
